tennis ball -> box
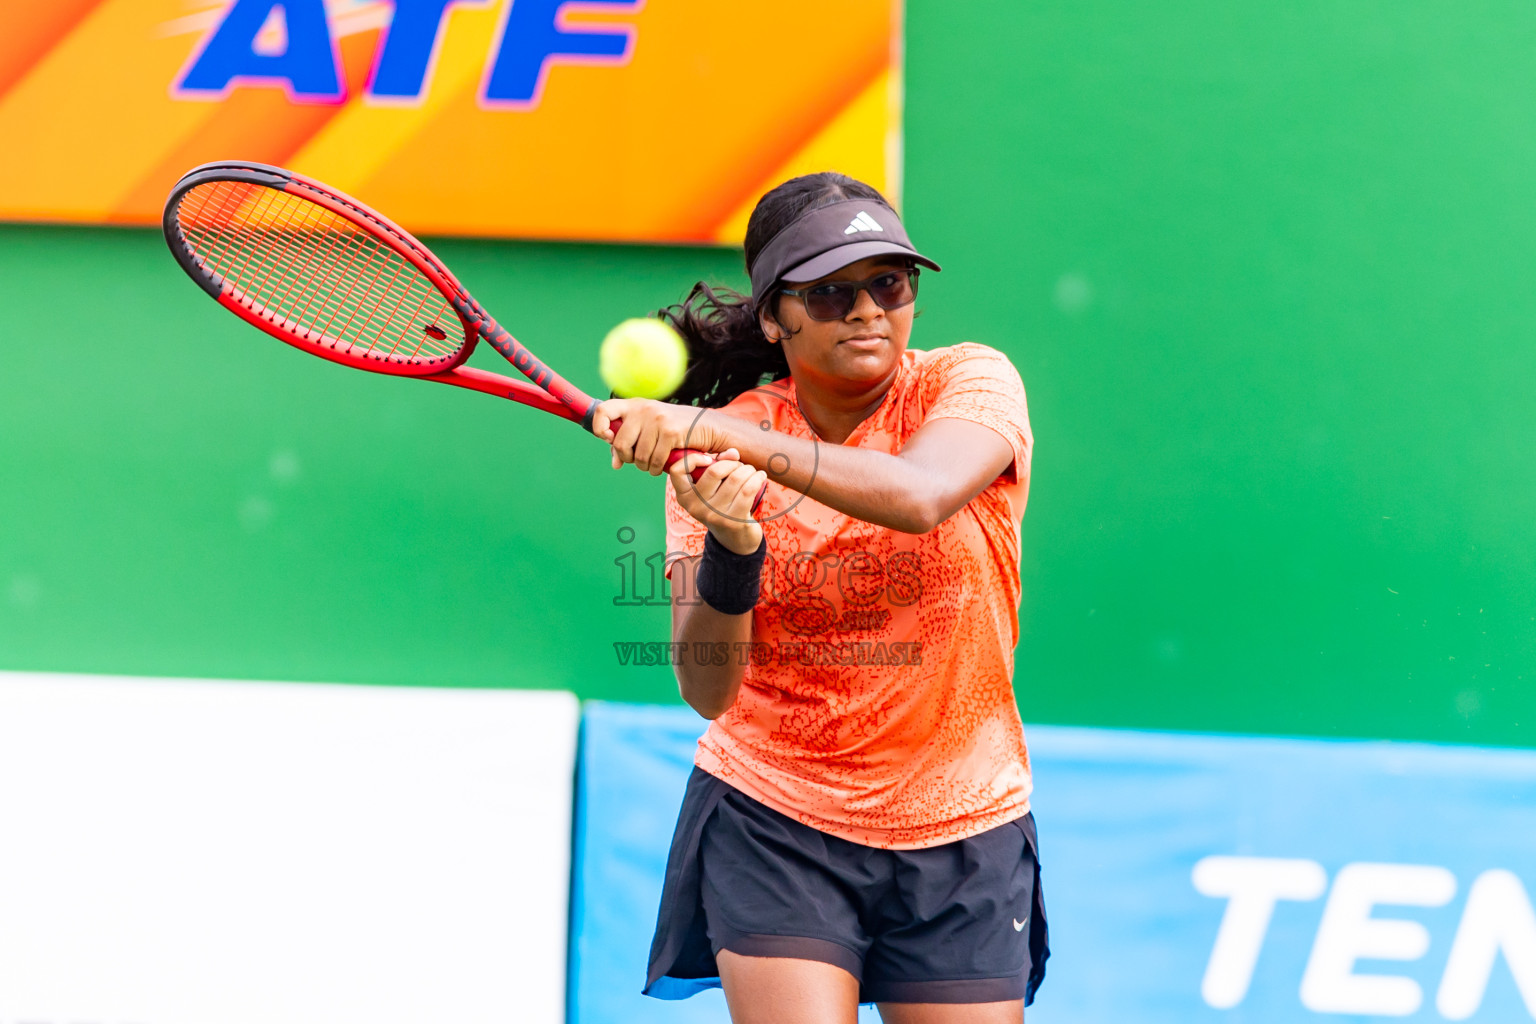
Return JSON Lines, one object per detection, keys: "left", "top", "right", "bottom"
{"left": 599, "top": 317, "right": 689, "bottom": 399}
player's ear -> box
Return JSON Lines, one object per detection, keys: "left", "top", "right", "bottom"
{"left": 759, "top": 309, "right": 785, "bottom": 344}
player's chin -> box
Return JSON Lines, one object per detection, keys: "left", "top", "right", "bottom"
{"left": 831, "top": 344, "right": 898, "bottom": 377}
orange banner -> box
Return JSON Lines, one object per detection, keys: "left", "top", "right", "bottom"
{"left": 0, "top": 0, "right": 902, "bottom": 242}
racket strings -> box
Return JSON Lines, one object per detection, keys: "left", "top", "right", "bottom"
{"left": 216, "top": 185, "right": 446, "bottom": 361}
{"left": 243, "top": 188, "right": 451, "bottom": 362}
{"left": 192, "top": 186, "right": 357, "bottom": 332}
{"left": 176, "top": 180, "right": 466, "bottom": 367}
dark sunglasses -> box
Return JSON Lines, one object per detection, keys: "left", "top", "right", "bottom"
{"left": 779, "top": 267, "right": 920, "bottom": 322}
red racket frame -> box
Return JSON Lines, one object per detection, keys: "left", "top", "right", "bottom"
{"left": 164, "top": 161, "right": 591, "bottom": 425}
{"left": 163, "top": 161, "right": 763, "bottom": 508}
{"left": 162, "top": 161, "right": 761, "bottom": 506}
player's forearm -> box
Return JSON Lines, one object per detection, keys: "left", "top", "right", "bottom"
{"left": 672, "top": 598, "right": 753, "bottom": 719}
{"left": 708, "top": 414, "right": 944, "bottom": 533}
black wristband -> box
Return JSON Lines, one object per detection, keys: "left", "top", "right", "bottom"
{"left": 696, "top": 532, "right": 767, "bottom": 615}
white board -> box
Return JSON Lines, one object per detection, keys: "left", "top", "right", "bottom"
{"left": 0, "top": 671, "right": 578, "bottom": 1024}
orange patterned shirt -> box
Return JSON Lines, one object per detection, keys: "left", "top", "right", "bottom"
{"left": 664, "top": 343, "right": 1033, "bottom": 849}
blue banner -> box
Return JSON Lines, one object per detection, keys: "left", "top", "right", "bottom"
{"left": 569, "top": 702, "right": 728, "bottom": 1024}
{"left": 570, "top": 704, "right": 1536, "bottom": 1023}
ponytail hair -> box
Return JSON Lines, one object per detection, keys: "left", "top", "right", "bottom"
{"left": 662, "top": 171, "right": 892, "bottom": 408}
{"left": 658, "top": 281, "right": 787, "bottom": 409}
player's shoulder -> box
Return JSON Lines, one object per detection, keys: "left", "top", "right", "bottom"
{"left": 905, "top": 342, "right": 1022, "bottom": 390}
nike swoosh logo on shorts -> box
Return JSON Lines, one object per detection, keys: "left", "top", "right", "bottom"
{"left": 1013, "top": 916, "right": 1029, "bottom": 931}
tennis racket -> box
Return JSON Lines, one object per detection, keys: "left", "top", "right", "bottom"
{"left": 162, "top": 160, "right": 731, "bottom": 490}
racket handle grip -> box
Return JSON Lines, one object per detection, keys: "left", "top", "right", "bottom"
{"left": 659, "top": 449, "right": 768, "bottom": 514}
{"left": 660, "top": 447, "right": 707, "bottom": 479}
{"left": 604, "top": 417, "right": 767, "bottom": 512}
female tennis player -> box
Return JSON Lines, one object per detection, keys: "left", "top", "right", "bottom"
{"left": 592, "top": 172, "right": 1047, "bottom": 1024}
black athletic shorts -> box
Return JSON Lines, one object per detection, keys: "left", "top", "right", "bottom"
{"left": 644, "top": 767, "right": 1049, "bottom": 1006}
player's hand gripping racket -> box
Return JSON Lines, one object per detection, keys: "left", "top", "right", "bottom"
{"left": 163, "top": 161, "right": 759, "bottom": 505}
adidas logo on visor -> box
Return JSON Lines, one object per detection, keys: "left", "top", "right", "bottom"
{"left": 844, "top": 211, "right": 884, "bottom": 234}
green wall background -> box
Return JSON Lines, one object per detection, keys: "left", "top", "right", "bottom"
{"left": 2, "top": 1, "right": 1532, "bottom": 747}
